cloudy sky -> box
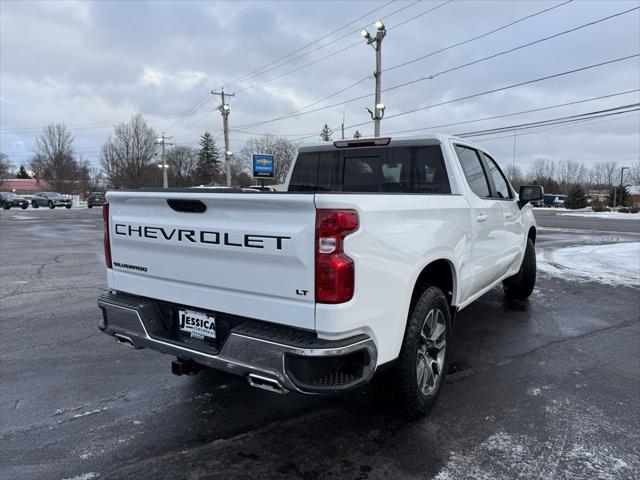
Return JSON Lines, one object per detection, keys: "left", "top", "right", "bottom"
{"left": 1, "top": 0, "right": 639, "bottom": 175}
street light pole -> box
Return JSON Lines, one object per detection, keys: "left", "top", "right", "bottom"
{"left": 156, "top": 133, "right": 172, "bottom": 188}
{"left": 616, "top": 166, "right": 630, "bottom": 210}
{"left": 361, "top": 20, "right": 386, "bottom": 137}
{"left": 212, "top": 89, "right": 235, "bottom": 186}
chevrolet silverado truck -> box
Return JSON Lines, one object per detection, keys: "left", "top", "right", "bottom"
{"left": 97, "top": 134, "right": 543, "bottom": 417}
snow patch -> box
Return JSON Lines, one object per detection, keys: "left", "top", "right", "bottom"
{"left": 433, "top": 430, "right": 636, "bottom": 480}
{"left": 61, "top": 473, "right": 99, "bottom": 480}
{"left": 537, "top": 242, "right": 640, "bottom": 286}
{"left": 71, "top": 407, "right": 107, "bottom": 419}
{"left": 559, "top": 212, "right": 640, "bottom": 220}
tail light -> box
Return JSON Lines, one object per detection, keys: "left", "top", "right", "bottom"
{"left": 315, "top": 209, "right": 359, "bottom": 304}
{"left": 103, "top": 202, "right": 112, "bottom": 268}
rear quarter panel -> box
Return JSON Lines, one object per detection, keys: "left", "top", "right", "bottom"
{"left": 314, "top": 193, "right": 473, "bottom": 365}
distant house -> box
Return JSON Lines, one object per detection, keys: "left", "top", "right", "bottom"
{"left": 1, "top": 178, "right": 51, "bottom": 194}
{"left": 587, "top": 190, "right": 609, "bottom": 202}
{"left": 627, "top": 185, "right": 640, "bottom": 206}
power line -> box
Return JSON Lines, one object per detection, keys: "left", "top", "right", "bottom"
{"left": 457, "top": 104, "right": 640, "bottom": 137}
{"left": 385, "top": 0, "right": 573, "bottom": 73}
{"left": 0, "top": 104, "right": 210, "bottom": 134}
{"left": 230, "top": 89, "right": 639, "bottom": 140}
{"left": 161, "top": 91, "right": 212, "bottom": 133}
{"left": 232, "top": 0, "right": 575, "bottom": 132}
{"left": 229, "top": 0, "right": 399, "bottom": 86}
{"left": 276, "top": 53, "right": 640, "bottom": 142}
{"left": 234, "top": 0, "right": 454, "bottom": 94}
{"left": 382, "top": 89, "right": 640, "bottom": 136}
{"left": 379, "top": 54, "right": 640, "bottom": 124}
{"left": 233, "top": 8, "right": 640, "bottom": 132}
{"left": 471, "top": 110, "right": 639, "bottom": 143}
{"left": 172, "top": 108, "right": 217, "bottom": 138}
{"left": 382, "top": 6, "right": 639, "bottom": 93}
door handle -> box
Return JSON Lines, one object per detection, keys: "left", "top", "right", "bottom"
{"left": 476, "top": 214, "right": 488, "bottom": 222}
{"left": 504, "top": 212, "right": 513, "bottom": 219}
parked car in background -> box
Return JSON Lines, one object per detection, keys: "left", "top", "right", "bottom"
{"left": 31, "top": 192, "right": 72, "bottom": 209}
{"left": 87, "top": 192, "right": 106, "bottom": 208}
{"left": 0, "top": 192, "right": 29, "bottom": 209}
{"left": 543, "top": 194, "right": 567, "bottom": 208}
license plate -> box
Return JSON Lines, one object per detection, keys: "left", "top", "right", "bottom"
{"left": 178, "top": 309, "right": 216, "bottom": 340}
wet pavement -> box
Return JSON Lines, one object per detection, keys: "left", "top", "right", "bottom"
{"left": 0, "top": 208, "right": 638, "bottom": 480}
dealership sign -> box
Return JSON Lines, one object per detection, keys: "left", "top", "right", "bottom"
{"left": 252, "top": 154, "right": 275, "bottom": 179}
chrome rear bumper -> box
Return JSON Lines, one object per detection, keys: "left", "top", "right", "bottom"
{"left": 97, "top": 292, "right": 377, "bottom": 394}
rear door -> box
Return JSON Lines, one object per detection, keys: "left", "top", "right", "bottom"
{"left": 454, "top": 145, "right": 508, "bottom": 293}
{"left": 480, "top": 152, "right": 523, "bottom": 271}
{"left": 107, "top": 191, "right": 317, "bottom": 330}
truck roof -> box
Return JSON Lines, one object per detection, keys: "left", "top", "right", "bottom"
{"left": 299, "top": 132, "right": 476, "bottom": 152}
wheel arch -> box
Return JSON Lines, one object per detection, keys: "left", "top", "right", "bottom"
{"left": 409, "top": 258, "right": 457, "bottom": 313}
{"left": 528, "top": 226, "right": 536, "bottom": 244}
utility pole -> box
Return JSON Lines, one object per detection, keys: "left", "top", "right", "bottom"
{"left": 614, "top": 166, "right": 629, "bottom": 210}
{"left": 212, "top": 89, "right": 235, "bottom": 186}
{"left": 361, "top": 20, "right": 386, "bottom": 137}
{"left": 511, "top": 130, "right": 518, "bottom": 170}
{"left": 155, "top": 133, "right": 173, "bottom": 188}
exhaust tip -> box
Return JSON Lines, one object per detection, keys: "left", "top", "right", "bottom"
{"left": 114, "top": 334, "right": 136, "bottom": 349}
{"left": 247, "top": 373, "right": 286, "bottom": 394}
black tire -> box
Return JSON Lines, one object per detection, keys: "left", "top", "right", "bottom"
{"left": 88, "top": 204, "right": 93, "bottom": 208}
{"left": 21, "top": 204, "right": 27, "bottom": 209}
{"left": 32, "top": 201, "right": 38, "bottom": 209}
{"left": 392, "top": 285, "right": 451, "bottom": 418}
{"left": 48, "top": 201, "right": 55, "bottom": 209}
{"left": 2, "top": 202, "right": 10, "bottom": 210}
{"left": 65, "top": 205, "right": 71, "bottom": 209}
{"left": 503, "top": 238, "right": 536, "bottom": 300}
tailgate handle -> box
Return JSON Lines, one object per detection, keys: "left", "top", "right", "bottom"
{"left": 167, "top": 199, "right": 207, "bottom": 213}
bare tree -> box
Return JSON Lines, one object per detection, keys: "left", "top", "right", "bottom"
{"left": 592, "top": 160, "right": 619, "bottom": 188}
{"left": 0, "top": 152, "right": 9, "bottom": 189}
{"left": 629, "top": 159, "right": 640, "bottom": 185}
{"left": 527, "top": 158, "right": 558, "bottom": 193}
{"left": 590, "top": 160, "right": 619, "bottom": 188}
{"left": 166, "top": 146, "right": 199, "bottom": 187}
{"left": 31, "top": 124, "right": 80, "bottom": 193}
{"left": 239, "top": 135, "right": 298, "bottom": 185}
{"left": 77, "top": 159, "right": 107, "bottom": 194}
{"left": 100, "top": 114, "right": 158, "bottom": 189}
{"left": 29, "top": 153, "right": 46, "bottom": 184}
{"left": 503, "top": 164, "right": 525, "bottom": 189}
{"left": 554, "top": 159, "right": 588, "bottom": 194}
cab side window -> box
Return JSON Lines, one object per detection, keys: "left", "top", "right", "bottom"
{"left": 454, "top": 145, "right": 490, "bottom": 198}
{"left": 482, "top": 153, "right": 513, "bottom": 199}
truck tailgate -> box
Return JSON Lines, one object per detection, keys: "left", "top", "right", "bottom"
{"left": 106, "top": 191, "right": 316, "bottom": 330}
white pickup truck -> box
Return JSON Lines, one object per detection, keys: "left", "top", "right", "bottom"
{"left": 98, "top": 134, "right": 543, "bottom": 417}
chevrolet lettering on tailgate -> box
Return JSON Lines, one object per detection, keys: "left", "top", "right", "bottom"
{"left": 114, "top": 224, "right": 291, "bottom": 250}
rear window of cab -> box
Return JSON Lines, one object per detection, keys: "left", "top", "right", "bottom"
{"left": 288, "top": 145, "right": 451, "bottom": 194}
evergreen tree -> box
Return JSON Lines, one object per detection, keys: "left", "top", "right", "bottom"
{"left": 608, "top": 185, "right": 630, "bottom": 207}
{"left": 16, "top": 165, "right": 31, "bottom": 179}
{"left": 319, "top": 124, "right": 333, "bottom": 141}
{"left": 196, "top": 132, "right": 220, "bottom": 185}
{"left": 353, "top": 130, "right": 362, "bottom": 139}
{"left": 564, "top": 184, "right": 588, "bottom": 209}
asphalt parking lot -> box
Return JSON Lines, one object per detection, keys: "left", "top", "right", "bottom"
{"left": 1, "top": 208, "right": 638, "bottom": 480}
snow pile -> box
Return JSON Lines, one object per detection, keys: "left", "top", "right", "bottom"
{"left": 537, "top": 242, "right": 640, "bottom": 286}
{"left": 559, "top": 212, "right": 640, "bottom": 220}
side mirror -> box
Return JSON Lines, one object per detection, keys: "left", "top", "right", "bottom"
{"left": 518, "top": 185, "right": 544, "bottom": 209}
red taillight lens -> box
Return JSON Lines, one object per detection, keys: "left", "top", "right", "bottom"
{"left": 103, "top": 202, "right": 112, "bottom": 268}
{"left": 315, "top": 209, "right": 359, "bottom": 304}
